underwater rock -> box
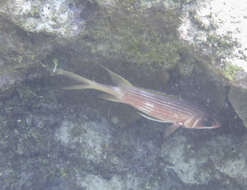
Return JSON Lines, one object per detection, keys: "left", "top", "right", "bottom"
{"left": 161, "top": 132, "right": 247, "bottom": 186}
{"left": 174, "top": 0, "right": 247, "bottom": 128}
{"left": 178, "top": 0, "right": 247, "bottom": 74}
{"left": 0, "top": 0, "right": 96, "bottom": 38}
{"left": 0, "top": 80, "right": 246, "bottom": 189}
{"left": 0, "top": 16, "right": 54, "bottom": 92}
{"left": 229, "top": 86, "right": 247, "bottom": 128}
{"left": 55, "top": 119, "right": 112, "bottom": 164}
{"left": 0, "top": 69, "right": 23, "bottom": 91}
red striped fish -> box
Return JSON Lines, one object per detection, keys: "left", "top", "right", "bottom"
{"left": 56, "top": 66, "right": 220, "bottom": 137}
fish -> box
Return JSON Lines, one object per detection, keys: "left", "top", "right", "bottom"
{"left": 55, "top": 66, "right": 220, "bottom": 137}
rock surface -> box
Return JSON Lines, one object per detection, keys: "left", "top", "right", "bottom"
{"left": 0, "top": 0, "right": 91, "bottom": 38}
{"left": 229, "top": 87, "right": 247, "bottom": 128}
{"left": 0, "top": 83, "right": 246, "bottom": 189}
{"left": 177, "top": 0, "right": 247, "bottom": 127}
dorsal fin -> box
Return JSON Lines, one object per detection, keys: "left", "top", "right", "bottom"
{"left": 138, "top": 87, "right": 175, "bottom": 99}
{"left": 100, "top": 65, "right": 133, "bottom": 87}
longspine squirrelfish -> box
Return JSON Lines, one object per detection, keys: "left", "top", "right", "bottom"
{"left": 56, "top": 66, "right": 220, "bottom": 137}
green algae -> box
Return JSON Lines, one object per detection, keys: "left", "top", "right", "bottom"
{"left": 86, "top": 2, "right": 183, "bottom": 70}
{"left": 223, "top": 64, "right": 243, "bottom": 81}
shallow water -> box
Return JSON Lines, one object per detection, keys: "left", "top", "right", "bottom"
{"left": 0, "top": 1, "right": 246, "bottom": 190}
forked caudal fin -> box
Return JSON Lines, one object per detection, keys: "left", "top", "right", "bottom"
{"left": 99, "top": 65, "right": 133, "bottom": 87}
{"left": 55, "top": 68, "right": 119, "bottom": 98}
{"left": 56, "top": 69, "right": 95, "bottom": 86}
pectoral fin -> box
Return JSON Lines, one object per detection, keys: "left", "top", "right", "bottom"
{"left": 164, "top": 124, "right": 181, "bottom": 138}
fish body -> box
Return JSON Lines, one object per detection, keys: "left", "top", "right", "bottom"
{"left": 56, "top": 66, "right": 220, "bottom": 136}
{"left": 121, "top": 87, "right": 203, "bottom": 127}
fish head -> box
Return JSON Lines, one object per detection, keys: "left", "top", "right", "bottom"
{"left": 193, "top": 116, "right": 221, "bottom": 129}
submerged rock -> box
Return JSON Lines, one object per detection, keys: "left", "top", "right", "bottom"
{"left": 229, "top": 86, "right": 247, "bottom": 128}
{"left": 176, "top": 0, "right": 247, "bottom": 128}
{"left": 161, "top": 132, "right": 247, "bottom": 186}
{"left": 0, "top": 84, "right": 246, "bottom": 189}
{"left": 0, "top": 0, "right": 96, "bottom": 38}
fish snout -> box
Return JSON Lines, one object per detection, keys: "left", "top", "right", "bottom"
{"left": 196, "top": 117, "right": 221, "bottom": 129}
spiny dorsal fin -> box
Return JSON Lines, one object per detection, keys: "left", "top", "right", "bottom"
{"left": 138, "top": 87, "right": 175, "bottom": 99}
{"left": 100, "top": 65, "right": 133, "bottom": 87}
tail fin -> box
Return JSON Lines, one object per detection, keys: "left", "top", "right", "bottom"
{"left": 56, "top": 68, "right": 118, "bottom": 97}
{"left": 99, "top": 65, "right": 133, "bottom": 87}
{"left": 56, "top": 69, "right": 95, "bottom": 86}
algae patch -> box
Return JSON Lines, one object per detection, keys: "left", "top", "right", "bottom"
{"left": 87, "top": 3, "right": 183, "bottom": 69}
{"left": 223, "top": 64, "right": 243, "bottom": 81}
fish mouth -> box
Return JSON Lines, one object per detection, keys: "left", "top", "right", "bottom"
{"left": 210, "top": 120, "right": 221, "bottom": 129}
{"left": 197, "top": 118, "right": 221, "bottom": 129}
